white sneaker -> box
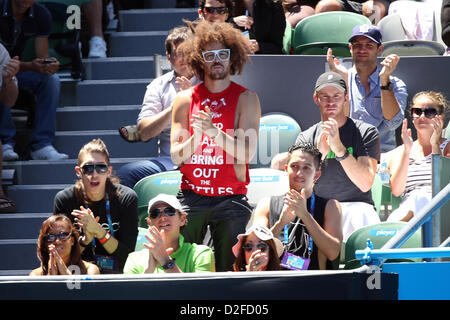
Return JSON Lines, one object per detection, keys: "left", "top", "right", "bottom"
{"left": 2, "top": 144, "right": 19, "bottom": 161}
{"left": 31, "top": 145, "right": 69, "bottom": 161}
{"left": 88, "top": 36, "right": 107, "bottom": 58}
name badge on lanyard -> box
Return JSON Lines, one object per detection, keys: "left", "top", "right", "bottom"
{"left": 280, "top": 193, "right": 315, "bottom": 271}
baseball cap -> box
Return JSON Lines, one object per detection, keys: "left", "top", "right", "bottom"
{"left": 315, "top": 71, "right": 346, "bottom": 92}
{"left": 147, "top": 194, "right": 186, "bottom": 215}
{"left": 232, "top": 224, "right": 284, "bottom": 258}
{"left": 348, "top": 24, "right": 382, "bottom": 44}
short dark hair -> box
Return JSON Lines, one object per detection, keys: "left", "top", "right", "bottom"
{"left": 287, "top": 142, "right": 322, "bottom": 170}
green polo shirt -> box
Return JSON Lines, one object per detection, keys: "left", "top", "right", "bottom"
{"left": 123, "top": 234, "right": 215, "bottom": 274}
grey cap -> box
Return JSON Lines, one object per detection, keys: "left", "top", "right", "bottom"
{"left": 315, "top": 71, "right": 346, "bottom": 92}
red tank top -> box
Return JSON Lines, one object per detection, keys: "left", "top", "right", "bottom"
{"left": 180, "top": 82, "right": 250, "bottom": 196}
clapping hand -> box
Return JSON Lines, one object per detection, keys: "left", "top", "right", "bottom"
{"left": 246, "top": 249, "right": 269, "bottom": 271}
{"left": 48, "top": 244, "right": 71, "bottom": 275}
{"left": 326, "top": 48, "right": 348, "bottom": 77}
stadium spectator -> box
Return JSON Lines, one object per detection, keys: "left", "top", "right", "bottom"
{"left": 232, "top": 224, "right": 283, "bottom": 271}
{"left": 117, "top": 26, "right": 198, "bottom": 188}
{"left": 198, "top": 0, "right": 234, "bottom": 23}
{"left": 315, "top": 0, "right": 391, "bottom": 23}
{"left": 30, "top": 215, "right": 100, "bottom": 276}
{"left": 282, "top": 0, "right": 317, "bottom": 29}
{"left": 0, "top": 0, "right": 68, "bottom": 161}
{"left": 232, "top": 0, "right": 286, "bottom": 54}
{"left": 291, "top": 71, "right": 380, "bottom": 242}
{"left": 0, "top": 42, "right": 19, "bottom": 212}
{"left": 53, "top": 139, "right": 138, "bottom": 273}
{"left": 254, "top": 143, "right": 342, "bottom": 270}
{"left": 387, "top": 91, "right": 449, "bottom": 222}
{"left": 123, "top": 194, "right": 216, "bottom": 274}
{"left": 170, "top": 21, "right": 261, "bottom": 271}
{"left": 84, "top": 0, "right": 108, "bottom": 58}
{"left": 327, "top": 24, "right": 407, "bottom": 153}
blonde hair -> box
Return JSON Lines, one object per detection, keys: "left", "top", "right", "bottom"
{"left": 411, "top": 91, "right": 448, "bottom": 114}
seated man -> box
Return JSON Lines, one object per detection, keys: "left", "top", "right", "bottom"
{"left": 293, "top": 71, "right": 381, "bottom": 242}
{"left": 0, "top": 0, "right": 68, "bottom": 161}
{"left": 327, "top": 24, "right": 407, "bottom": 153}
{"left": 117, "top": 26, "right": 197, "bottom": 188}
{"left": 315, "top": 0, "right": 391, "bottom": 23}
{"left": 254, "top": 142, "right": 342, "bottom": 270}
{"left": 123, "top": 194, "right": 216, "bottom": 274}
{"left": 0, "top": 42, "right": 19, "bottom": 212}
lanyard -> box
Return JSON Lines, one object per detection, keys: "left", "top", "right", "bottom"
{"left": 283, "top": 193, "right": 316, "bottom": 254}
{"left": 85, "top": 193, "right": 113, "bottom": 247}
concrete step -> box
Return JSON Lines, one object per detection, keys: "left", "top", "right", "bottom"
{"left": 109, "top": 31, "right": 168, "bottom": 57}
{"left": 118, "top": 8, "right": 197, "bottom": 32}
{"left": 53, "top": 130, "right": 158, "bottom": 159}
{"left": 4, "top": 157, "right": 150, "bottom": 185}
{"left": 77, "top": 79, "right": 151, "bottom": 105}
{"left": 7, "top": 184, "right": 71, "bottom": 213}
{"left": 0, "top": 239, "right": 38, "bottom": 271}
{"left": 56, "top": 105, "right": 141, "bottom": 131}
{"left": 82, "top": 57, "right": 154, "bottom": 80}
{"left": 0, "top": 213, "right": 51, "bottom": 239}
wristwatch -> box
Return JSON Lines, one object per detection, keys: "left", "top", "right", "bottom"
{"left": 336, "top": 149, "right": 350, "bottom": 162}
{"left": 380, "top": 81, "right": 394, "bottom": 90}
{"left": 162, "top": 257, "right": 176, "bottom": 270}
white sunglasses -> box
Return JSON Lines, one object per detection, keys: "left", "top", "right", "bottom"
{"left": 201, "top": 49, "right": 230, "bottom": 62}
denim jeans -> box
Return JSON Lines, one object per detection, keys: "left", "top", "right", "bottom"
{"left": 0, "top": 71, "right": 60, "bottom": 151}
{"left": 117, "top": 159, "right": 167, "bottom": 188}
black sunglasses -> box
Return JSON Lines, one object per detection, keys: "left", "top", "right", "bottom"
{"left": 81, "top": 163, "right": 109, "bottom": 175}
{"left": 45, "top": 232, "right": 72, "bottom": 242}
{"left": 204, "top": 6, "right": 228, "bottom": 14}
{"left": 242, "top": 242, "right": 269, "bottom": 253}
{"left": 150, "top": 207, "right": 177, "bottom": 219}
{"left": 411, "top": 107, "right": 440, "bottom": 119}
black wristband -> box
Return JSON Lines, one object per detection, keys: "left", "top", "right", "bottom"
{"left": 336, "top": 149, "right": 350, "bottom": 161}
{"left": 162, "top": 257, "right": 176, "bottom": 270}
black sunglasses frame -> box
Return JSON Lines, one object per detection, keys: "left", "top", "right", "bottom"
{"left": 149, "top": 207, "right": 177, "bottom": 219}
{"left": 81, "top": 163, "right": 109, "bottom": 175}
{"left": 45, "top": 232, "right": 72, "bottom": 242}
{"left": 203, "top": 6, "right": 228, "bottom": 14}
{"left": 242, "top": 242, "right": 269, "bottom": 253}
{"left": 410, "top": 107, "right": 440, "bottom": 119}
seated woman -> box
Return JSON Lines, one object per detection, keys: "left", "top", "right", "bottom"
{"left": 53, "top": 139, "right": 138, "bottom": 273}
{"left": 387, "top": 91, "right": 450, "bottom": 222}
{"left": 30, "top": 215, "right": 99, "bottom": 276}
{"left": 232, "top": 225, "right": 283, "bottom": 271}
{"left": 254, "top": 143, "right": 342, "bottom": 270}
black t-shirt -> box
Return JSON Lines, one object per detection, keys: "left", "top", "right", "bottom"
{"left": 53, "top": 184, "right": 139, "bottom": 273}
{"left": 295, "top": 117, "right": 380, "bottom": 205}
{"left": 269, "top": 194, "right": 338, "bottom": 270}
{"left": 0, "top": 0, "right": 52, "bottom": 58}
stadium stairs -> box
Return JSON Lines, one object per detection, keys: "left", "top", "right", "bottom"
{"left": 0, "top": 5, "right": 198, "bottom": 276}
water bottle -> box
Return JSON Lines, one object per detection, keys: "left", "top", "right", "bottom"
{"left": 378, "top": 162, "right": 390, "bottom": 186}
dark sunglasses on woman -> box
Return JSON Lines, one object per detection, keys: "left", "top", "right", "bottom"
{"left": 45, "top": 232, "right": 72, "bottom": 242}
{"left": 242, "top": 242, "right": 269, "bottom": 252}
{"left": 81, "top": 163, "right": 109, "bottom": 175}
{"left": 411, "top": 107, "right": 440, "bottom": 119}
{"left": 150, "top": 207, "right": 177, "bottom": 219}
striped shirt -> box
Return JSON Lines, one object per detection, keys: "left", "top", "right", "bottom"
{"left": 403, "top": 139, "right": 449, "bottom": 201}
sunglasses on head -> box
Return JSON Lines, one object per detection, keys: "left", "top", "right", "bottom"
{"left": 410, "top": 107, "right": 440, "bottom": 119}
{"left": 242, "top": 242, "right": 269, "bottom": 253}
{"left": 45, "top": 232, "right": 72, "bottom": 242}
{"left": 203, "top": 6, "right": 228, "bottom": 14}
{"left": 149, "top": 206, "right": 177, "bottom": 219}
{"left": 202, "top": 49, "right": 230, "bottom": 62}
{"left": 81, "top": 163, "right": 109, "bottom": 175}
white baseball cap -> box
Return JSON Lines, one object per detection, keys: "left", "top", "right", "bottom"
{"left": 147, "top": 194, "right": 186, "bottom": 215}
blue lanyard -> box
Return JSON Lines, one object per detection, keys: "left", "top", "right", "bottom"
{"left": 283, "top": 193, "right": 316, "bottom": 254}
{"left": 86, "top": 193, "right": 113, "bottom": 247}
